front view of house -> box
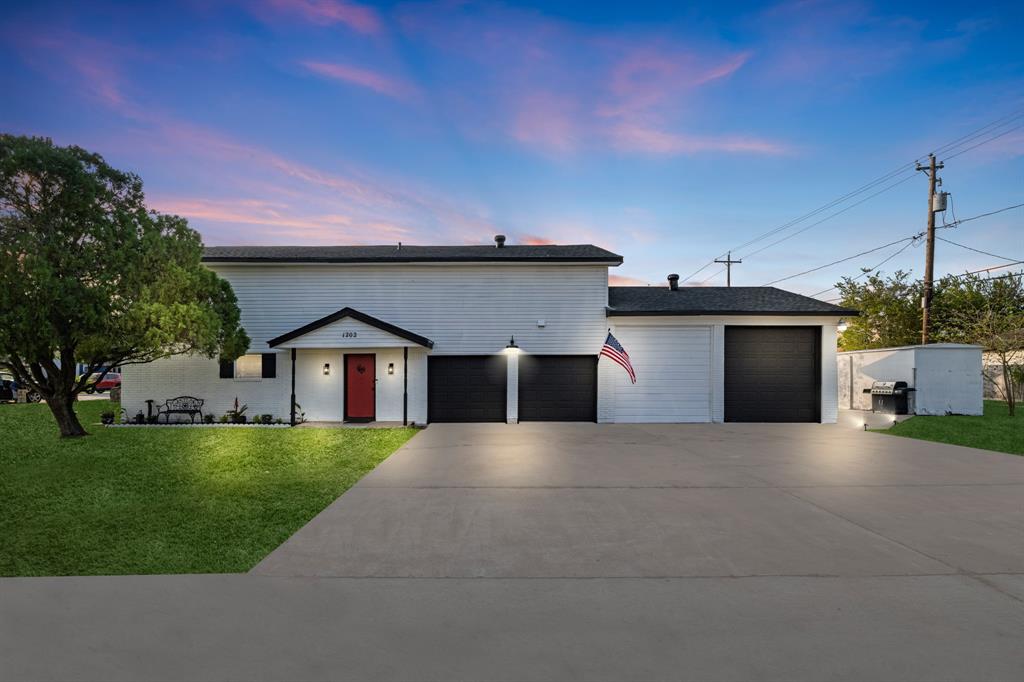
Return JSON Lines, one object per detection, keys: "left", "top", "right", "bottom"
{"left": 122, "top": 237, "right": 854, "bottom": 424}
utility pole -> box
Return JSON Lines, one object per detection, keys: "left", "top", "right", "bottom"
{"left": 915, "top": 153, "right": 944, "bottom": 344}
{"left": 714, "top": 251, "right": 742, "bottom": 287}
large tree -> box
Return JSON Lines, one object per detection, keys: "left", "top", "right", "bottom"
{"left": 0, "top": 135, "right": 249, "bottom": 437}
{"left": 935, "top": 273, "right": 1024, "bottom": 416}
{"left": 836, "top": 270, "right": 923, "bottom": 351}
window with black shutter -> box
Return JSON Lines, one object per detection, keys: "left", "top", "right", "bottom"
{"left": 262, "top": 353, "right": 277, "bottom": 378}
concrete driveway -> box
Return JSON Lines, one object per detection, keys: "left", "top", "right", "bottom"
{"left": 5, "top": 423, "right": 1024, "bottom": 681}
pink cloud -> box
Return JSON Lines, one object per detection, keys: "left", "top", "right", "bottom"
{"left": 260, "top": 0, "right": 381, "bottom": 35}
{"left": 301, "top": 61, "right": 418, "bottom": 100}
{"left": 609, "top": 274, "right": 649, "bottom": 286}
{"left": 520, "top": 235, "right": 557, "bottom": 245}
{"left": 510, "top": 93, "right": 579, "bottom": 154}
{"left": 610, "top": 124, "right": 790, "bottom": 156}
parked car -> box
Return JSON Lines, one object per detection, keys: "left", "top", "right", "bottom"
{"left": 0, "top": 372, "right": 42, "bottom": 403}
{"left": 82, "top": 372, "right": 121, "bottom": 394}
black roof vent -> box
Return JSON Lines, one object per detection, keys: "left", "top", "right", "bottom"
{"left": 494, "top": 234, "right": 506, "bottom": 248}
{"left": 667, "top": 274, "right": 680, "bottom": 291}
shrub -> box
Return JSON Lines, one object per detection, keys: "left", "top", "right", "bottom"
{"left": 147, "top": 415, "right": 159, "bottom": 425}
{"left": 100, "top": 411, "right": 115, "bottom": 425}
{"left": 203, "top": 414, "right": 215, "bottom": 424}
{"left": 260, "top": 414, "right": 273, "bottom": 425}
{"left": 219, "top": 414, "right": 230, "bottom": 424}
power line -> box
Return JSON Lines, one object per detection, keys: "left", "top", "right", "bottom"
{"left": 938, "top": 201, "right": 1024, "bottom": 229}
{"left": 936, "top": 236, "right": 1021, "bottom": 263}
{"left": 682, "top": 106, "right": 1024, "bottom": 284}
{"left": 809, "top": 238, "right": 921, "bottom": 297}
{"left": 763, "top": 237, "right": 916, "bottom": 286}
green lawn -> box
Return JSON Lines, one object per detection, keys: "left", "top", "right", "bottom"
{"left": 0, "top": 400, "right": 417, "bottom": 577}
{"left": 882, "top": 400, "right": 1024, "bottom": 456}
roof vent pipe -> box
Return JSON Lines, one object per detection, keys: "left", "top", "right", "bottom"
{"left": 668, "top": 274, "right": 679, "bottom": 291}
{"left": 494, "top": 234, "right": 506, "bottom": 248}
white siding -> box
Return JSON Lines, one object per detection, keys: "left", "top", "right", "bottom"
{"left": 211, "top": 263, "right": 610, "bottom": 355}
{"left": 121, "top": 346, "right": 428, "bottom": 424}
{"left": 121, "top": 352, "right": 290, "bottom": 422}
{"left": 277, "top": 316, "right": 421, "bottom": 349}
{"left": 600, "top": 326, "right": 712, "bottom": 423}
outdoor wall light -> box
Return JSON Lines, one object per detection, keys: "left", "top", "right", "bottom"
{"left": 323, "top": 363, "right": 330, "bottom": 376}
{"left": 388, "top": 362, "right": 395, "bottom": 375}
{"left": 505, "top": 335, "right": 519, "bottom": 354}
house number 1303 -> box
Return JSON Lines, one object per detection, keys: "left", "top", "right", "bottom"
{"left": 342, "top": 331, "right": 357, "bottom": 338}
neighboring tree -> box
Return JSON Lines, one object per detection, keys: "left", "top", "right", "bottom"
{"left": 836, "top": 270, "right": 922, "bottom": 351}
{"left": 0, "top": 135, "right": 249, "bottom": 437}
{"left": 937, "top": 273, "right": 1024, "bottom": 416}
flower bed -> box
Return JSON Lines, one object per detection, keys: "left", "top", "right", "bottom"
{"left": 107, "top": 422, "right": 291, "bottom": 428}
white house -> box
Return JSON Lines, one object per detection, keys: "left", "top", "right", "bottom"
{"left": 122, "top": 236, "right": 854, "bottom": 424}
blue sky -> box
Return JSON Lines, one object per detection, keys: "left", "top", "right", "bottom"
{"left": 1, "top": 0, "right": 1022, "bottom": 296}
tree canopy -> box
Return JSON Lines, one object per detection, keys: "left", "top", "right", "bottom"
{"left": 0, "top": 134, "right": 249, "bottom": 436}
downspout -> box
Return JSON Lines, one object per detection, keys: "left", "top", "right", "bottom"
{"left": 403, "top": 346, "right": 408, "bottom": 426}
{"left": 290, "top": 348, "right": 296, "bottom": 426}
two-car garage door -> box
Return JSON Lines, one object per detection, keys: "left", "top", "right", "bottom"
{"left": 428, "top": 355, "right": 597, "bottom": 422}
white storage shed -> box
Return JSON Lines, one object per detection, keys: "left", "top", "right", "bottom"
{"left": 837, "top": 343, "right": 984, "bottom": 416}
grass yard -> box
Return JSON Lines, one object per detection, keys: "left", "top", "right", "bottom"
{"left": 0, "top": 399, "right": 417, "bottom": 577}
{"left": 883, "top": 400, "right": 1024, "bottom": 456}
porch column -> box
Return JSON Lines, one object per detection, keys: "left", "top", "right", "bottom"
{"left": 506, "top": 350, "right": 519, "bottom": 424}
{"left": 402, "top": 347, "right": 408, "bottom": 426}
{"left": 290, "top": 348, "right": 296, "bottom": 426}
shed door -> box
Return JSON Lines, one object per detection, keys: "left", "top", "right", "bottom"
{"left": 724, "top": 326, "right": 820, "bottom": 423}
{"left": 519, "top": 355, "right": 597, "bottom": 422}
{"left": 428, "top": 356, "right": 506, "bottom": 422}
{"left": 607, "top": 326, "right": 712, "bottom": 423}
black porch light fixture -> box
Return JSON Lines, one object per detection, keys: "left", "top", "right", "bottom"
{"left": 505, "top": 335, "right": 519, "bottom": 354}
{"left": 323, "top": 362, "right": 330, "bottom": 376}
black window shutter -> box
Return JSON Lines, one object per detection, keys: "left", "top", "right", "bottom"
{"left": 261, "top": 353, "right": 277, "bottom": 378}
{"left": 219, "top": 359, "right": 234, "bottom": 379}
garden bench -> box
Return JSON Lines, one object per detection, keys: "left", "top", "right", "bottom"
{"left": 157, "top": 396, "right": 205, "bottom": 423}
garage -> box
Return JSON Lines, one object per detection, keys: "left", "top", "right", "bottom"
{"left": 724, "top": 326, "right": 820, "bottom": 422}
{"left": 604, "top": 326, "right": 712, "bottom": 423}
{"left": 519, "top": 355, "right": 597, "bottom": 422}
{"left": 428, "top": 355, "right": 506, "bottom": 422}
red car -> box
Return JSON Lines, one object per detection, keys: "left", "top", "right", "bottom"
{"left": 85, "top": 372, "right": 121, "bottom": 393}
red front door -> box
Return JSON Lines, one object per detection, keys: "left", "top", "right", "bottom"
{"left": 345, "top": 354, "right": 375, "bottom": 421}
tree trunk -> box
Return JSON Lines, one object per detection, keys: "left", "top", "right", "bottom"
{"left": 1005, "top": 362, "right": 1016, "bottom": 417}
{"left": 47, "top": 393, "right": 88, "bottom": 437}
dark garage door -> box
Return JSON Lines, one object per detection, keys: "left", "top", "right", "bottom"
{"left": 428, "top": 356, "right": 506, "bottom": 422}
{"left": 519, "top": 355, "right": 597, "bottom": 422}
{"left": 724, "top": 326, "right": 820, "bottom": 423}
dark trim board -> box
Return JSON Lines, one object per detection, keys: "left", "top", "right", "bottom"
{"left": 724, "top": 326, "right": 821, "bottom": 423}
{"left": 607, "top": 309, "right": 856, "bottom": 317}
{"left": 268, "top": 307, "right": 434, "bottom": 349}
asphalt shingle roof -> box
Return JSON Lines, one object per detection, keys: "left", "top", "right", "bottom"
{"left": 203, "top": 244, "right": 623, "bottom": 264}
{"left": 608, "top": 286, "right": 857, "bottom": 316}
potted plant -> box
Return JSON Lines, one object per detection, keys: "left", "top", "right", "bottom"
{"left": 227, "top": 396, "right": 248, "bottom": 424}
{"left": 260, "top": 414, "right": 273, "bottom": 425}
{"left": 134, "top": 411, "right": 145, "bottom": 425}
{"left": 100, "top": 411, "right": 115, "bottom": 425}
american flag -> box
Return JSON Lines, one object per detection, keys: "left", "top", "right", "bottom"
{"left": 600, "top": 332, "right": 636, "bottom": 384}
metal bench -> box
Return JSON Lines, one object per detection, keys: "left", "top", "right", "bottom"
{"left": 157, "top": 396, "right": 205, "bottom": 423}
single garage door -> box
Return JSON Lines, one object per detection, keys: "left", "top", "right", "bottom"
{"left": 519, "top": 355, "right": 597, "bottom": 422}
{"left": 606, "top": 326, "right": 712, "bottom": 423}
{"left": 724, "top": 326, "right": 820, "bottom": 423}
{"left": 428, "top": 355, "right": 506, "bottom": 422}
